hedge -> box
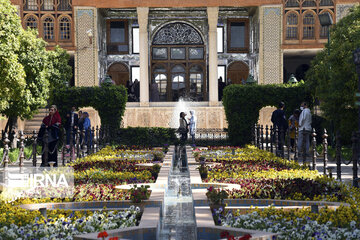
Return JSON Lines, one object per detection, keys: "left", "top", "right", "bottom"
{"left": 222, "top": 82, "right": 311, "bottom": 146}
{"left": 115, "top": 127, "right": 178, "bottom": 147}
{"left": 51, "top": 83, "right": 127, "bottom": 130}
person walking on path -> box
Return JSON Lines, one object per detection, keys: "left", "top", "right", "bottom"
{"left": 297, "top": 102, "right": 312, "bottom": 157}
{"left": 271, "top": 102, "right": 288, "bottom": 153}
{"left": 188, "top": 110, "right": 196, "bottom": 145}
{"left": 38, "top": 105, "right": 61, "bottom": 167}
{"left": 288, "top": 109, "right": 300, "bottom": 151}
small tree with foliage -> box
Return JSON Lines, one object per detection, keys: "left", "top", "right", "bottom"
{"left": 0, "top": 0, "right": 26, "bottom": 112}
{"left": 306, "top": 5, "right": 360, "bottom": 141}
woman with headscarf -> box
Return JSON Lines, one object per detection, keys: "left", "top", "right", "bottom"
{"left": 39, "top": 105, "right": 61, "bottom": 167}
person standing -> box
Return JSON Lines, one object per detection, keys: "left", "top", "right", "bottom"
{"left": 288, "top": 109, "right": 300, "bottom": 151}
{"left": 65, "top": 106, "right": 78, "bottom": 145}
{"left": 39, "top": 105, "right": 61, "bottom": 167}
{"left": 133, "top": 79, "right": 140, "bottom": 102}
{"left": 271, "top": 102, "right": 288, "bottom": 152}
{"left": 188, "top": 110, "right": 196, "bottom": 145}
{"left": 179, "top": 112, "right": 188, "bottom": 144}
{"left": 297, "top": 102, "right": 312, "bottom": 156}
{"left": 150, "top": 79, "right": 160, "bottom": 102}
{"left": 83, "top": 112, "right": 92, "bottom": 148}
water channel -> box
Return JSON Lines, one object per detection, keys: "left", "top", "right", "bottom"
{"left": 158, "top": 145, "right": 197, "bottom": 240}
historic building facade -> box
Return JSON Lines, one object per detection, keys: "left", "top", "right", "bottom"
{"left": 11, "top": 0, "right": 358, "bottom": 128}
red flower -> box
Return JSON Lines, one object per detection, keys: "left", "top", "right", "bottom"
{"left": 239, "top": 234, "right": 252, "bottom": 240}
{"left": 97, "top": 231, "right": 109, "bottom": 238}
{"left": 220, "top": 231, "right": 230, "bottom": 238}
{"left": 109, "top": 237, "right": 119, "bottom": 240}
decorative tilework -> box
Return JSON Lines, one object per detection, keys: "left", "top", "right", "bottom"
{"left": 75, "top": 7, "right": 97, "bottom": 87}
{"left": 336, "top": 4, "right": 356, "bottom": 22}
{"left": 77, "top": 9, "right": 94, "bottom": 18}
{"left": 264, "top": 8, "right": 280, "bottom": 16}
{"left": 261, "top": 6, "right": 282, "bottom": 84}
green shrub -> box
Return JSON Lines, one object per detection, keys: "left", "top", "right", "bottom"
{"left": 52, "top": 83, "right": 127, "bottom": 130}
{"left": 115, "top": 127, "right": 178, "bottom": 147}
{"left": 222, "top": 82, "right": 311, "bottom": 146}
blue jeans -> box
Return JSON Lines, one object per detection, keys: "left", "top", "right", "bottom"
{"left": 298, "top": 130, "right": 311, "bottom": 154}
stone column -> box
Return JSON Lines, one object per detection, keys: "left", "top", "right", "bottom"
{"left": 207, "top": 7, "right": 219, "bottom": 105}
{"left": 137, "top": 7, "right": 149, "bottom": 106}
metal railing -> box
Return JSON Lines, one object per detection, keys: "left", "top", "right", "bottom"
{"left": 1, "top": 125, "right": 108, "bottom": 168}
{"left": 253, "top": 124, "right": 360, "bottom": 187}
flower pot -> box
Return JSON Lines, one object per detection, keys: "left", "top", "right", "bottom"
{"left": 200, "top": 173, "right": 208, "bottom": 179}
{"left": 209, "top": 203, "right": 226, "bottom": 213}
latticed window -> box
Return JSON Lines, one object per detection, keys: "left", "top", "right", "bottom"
{"left": 59, "top": 16, "right": 71, "bottom": 40}
{"left": 26, "top": 0, "right": 37, "bottom": 10}
{"left": 43, "top": 17, "right": 54, "bottom": 40}
{"left": 153, "top": 65, "right": 167, "bottom": 99}
{"left": 320, "top": 0, "right": 333, "bottom": 6}
{"left": 285, "top": 0, "right": 299, "bottom": 7}
{"left": 286, "top": 12, "right": 298, "bottom": 39}
{"left": 58, "top": 0, "right": 72, "bottom": 11}
{"left": 42, "top": 0, "right": 54, "bottom": 10}
{"left": 303, "top": 0, "right": 316, "bottom": 7}
{"left": 25, "top": 15, "right": 38, "bottom": 29}
{"left": 303, "top": 13, "right": 315, "bottom": 39}
{"left": 189, "top": 65, "right": 203, "bottom": 95}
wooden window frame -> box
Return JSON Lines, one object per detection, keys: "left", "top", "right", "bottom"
{"left": 24, "top": 14, "right": 39, "bottom": 30}
{"left": 283, "top": 0, "right": 335, "bottom": 46}
{"left": 41, "top": 14, "right": 56, "bottom": 42}
{"left": 58, "top": 14, "right": 72, "bottom": 42}
{"left": 227, "top": 18, "right": 249, "bottom": 53}
{"left": 285, "top": 11, "right": 299, "bottom": 40}
{"left": 150, "top": 44, "right": 207, "bottom": 101}
{"left": 106, "top": 19, "right": 129, "bottom": 55}
{"left": 302, "top": 10, "right": 316, "bottom": 40}
{"left": 21, "top": 0, "right": 74, "bottom": 49}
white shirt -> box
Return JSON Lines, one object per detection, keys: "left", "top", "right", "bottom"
{"left": 299, "top": 108, "right": 312, "bottom": 131}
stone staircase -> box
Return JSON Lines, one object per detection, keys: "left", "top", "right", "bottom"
{"left": 24, "top": 108, "right": 48, "bottom": 133}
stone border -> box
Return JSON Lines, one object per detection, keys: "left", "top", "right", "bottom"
{"left": 72, "top": 146, "right": 175, "bottom": 239}
{"left": 73, "top": 207, "right": 160, "bottom": 240}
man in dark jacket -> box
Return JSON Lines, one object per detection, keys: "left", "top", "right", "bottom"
{"left": 271, "top": 102, "right": 288, "bottom": 153}
{"left": 65, "top": 106, "right": 79, "bottom": 145}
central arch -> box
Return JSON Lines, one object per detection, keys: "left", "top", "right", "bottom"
{"left": 151, "top": 22, "right": 206, "bottom": 101}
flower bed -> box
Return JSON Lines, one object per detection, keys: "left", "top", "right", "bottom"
{"left": 214, "top": 207, "right": 360, "bottom": 240}
{"left": 0, "top": 204, "right": 141, "bottom": 240}
{"left": 197, "top": 146, "right": 360, "bottom": 238}
{"left": 198, "top": 146, "right": 343, "bottom": 201}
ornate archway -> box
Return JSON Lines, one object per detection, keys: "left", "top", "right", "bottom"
{"left": 107, "top": 62, "right": 129, "bottom": 86}
{"left": 227, "top": 61, "right": 249, "bottom": 85}
{"left": 151, "top": 22, "right": 206, "bottom": 101}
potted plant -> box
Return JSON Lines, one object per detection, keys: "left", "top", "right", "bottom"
{"left": 129, "top": 185, "right": 150, "bottom": 207}
{"left": 151, "top": 163, "right": 161, "bottom": 179}
{"left": 193, "top": 150, "right": 201, "bottom": 161}
{"left": 152, "top": 151, "right": 164, "bottom": 162}
{"left": 206, "top": 186, "right": 228, "bottom": 212}
{"left": 197, "top": 163, "right": 208, "bottom": 179}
